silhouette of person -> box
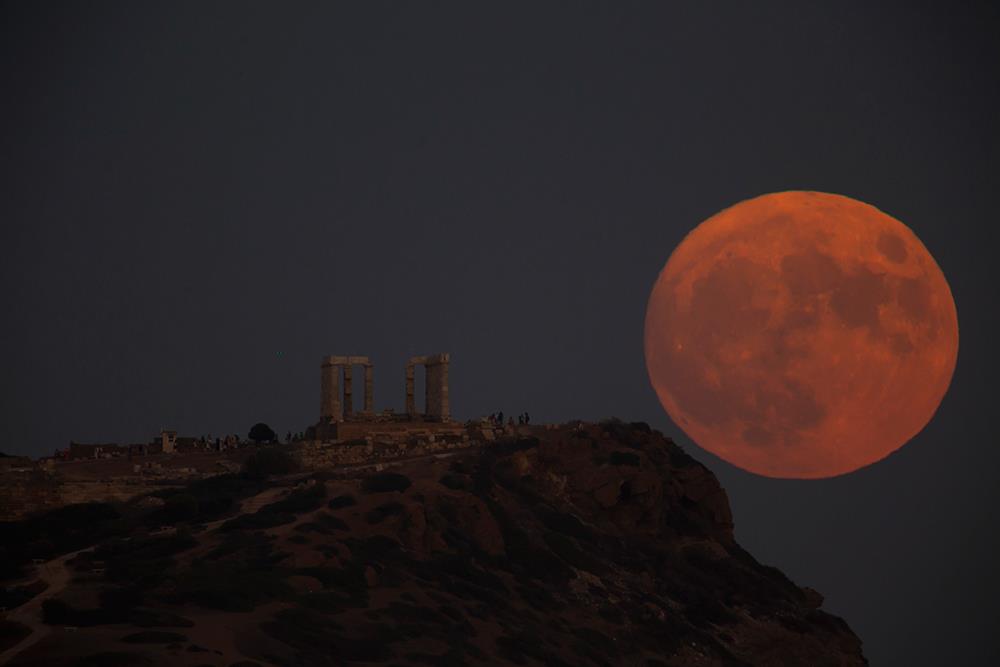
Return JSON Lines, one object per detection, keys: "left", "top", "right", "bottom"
{"left": 497, "top": 411, "right": 504, "bottom": 425}
{"left": 525, "top": 412, "right": 530, "bottom": 424}
{"left": 518, "top": 414, "right": 524, "bottom": 425}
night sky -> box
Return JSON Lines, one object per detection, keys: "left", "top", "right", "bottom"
{"left": 2, "top": 3, "right": 997, "bottom": 664}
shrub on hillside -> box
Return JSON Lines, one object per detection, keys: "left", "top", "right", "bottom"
{"left": 120, "top": 631, "right": 187, "bottom": 644}
{"left": 609, "top": 451, "right": 641, "bottom": 467}
{"left": 361, "top": 472, "right": 411, "bottom": 494}
{"left": 168, "top": 561, "right": 292, "bottom": 612}
{"left": 0, "top": 578, "right": 47, "bottom": 609}
{"left": 0, "top": 619, "right": 30, "bottom": 652}
{"left": 42, "top": 599, "right": 106, "bottom": 626}
{"left": 163, "top": 493, "right": 199, "bottom": 522}
{"left": 220, "top": 511, "right": 295, "bottom": 532}
{"left": 327, "top": 494, "right": 357, "bottom": 510}
{"left": 261, "top": 483, "right": 326, "bottom": 514}
{"left": 599, "top": 417, "right": 631, "bottom": 441}
{"left": 0, "top": 503, "right": 123, "bottom": 578}
{"left": 628, "top": 421, "right": 652, "bottom": 434}
{"left": 243, "top": 447, "right": 298, "bottom": 479}
{"left": 365, "top": 502, "right": 405, "bottom": 524}
{"left": 295, "top": 513, "right": 349, "bottom": 534}
{"left": 76, "top": 652, "right": 153, "bottom": 667}
{"left": 438, "top": 473, "right": 473, "bottom": 491}
{"left": 179, "top": 474, "right": 265, "bottom": 519}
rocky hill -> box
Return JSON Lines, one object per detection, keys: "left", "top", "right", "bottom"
{"left": 0, "top": 421, "right": 866, "bottom": 666}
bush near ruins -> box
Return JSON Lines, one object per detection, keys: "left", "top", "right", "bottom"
{"left": 43, "top": 598, "right": 113, "bottom": 626}
{"left": 120, "top": 631, "right": 187, "bottom": 644}
{"left": 243, "top": 447, "right": 298, "bottom": 479}
{"left": 0, "top": 579, "right": 47, "bottom": 610}
{"left": 74, "top": 652, "right": 154, "bottom": 667}
{"left": 328, "top": 494, "right": 357, "bottom": 510}
{"left": 248, "top": 422, "right": 278, "bottom": 444}
{"left": 0, "top": 619, "right": 31, "bottom": 652}
{"left": 260, "top": 483, "right": 326, "bottom": 514}
{"left": 219, "top": 484, "right": 325, "bottom": 532}
{"left": 220, "top": 510, "right": 295, "bottom": 532}
{"left": 40, "top": 598, "right": 175, "bottom": 629}
{"left": 162, "top": 493, "right": 199, "bottom": 521}
{"left": 361, "top": 472, "right": 412, "bottom": 494}
{"left": 175, "top": 474, "right": 265, "bottom": 520}
{"left": 0, "top": 503, "right": 124, "bottom": 582}
{"left": 168, "top": 560, "right": 292, "bottom": 612}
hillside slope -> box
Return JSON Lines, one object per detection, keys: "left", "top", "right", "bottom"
{"left": 1, "top": 421, "right": 866, "bottom": 666}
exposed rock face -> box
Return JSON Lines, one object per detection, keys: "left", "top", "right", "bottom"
{"left": 384, "top": 422, "right": 865, "bottom": 666}
{"left": 0, "top": 422, "right": 866, "bottom": 666}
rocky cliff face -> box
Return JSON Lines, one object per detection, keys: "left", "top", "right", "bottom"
{"left": 348, "top": 421, "right": 865, "bottom": 666}
{"left": 2, "top": 421, "right": 866, "bottom": 666}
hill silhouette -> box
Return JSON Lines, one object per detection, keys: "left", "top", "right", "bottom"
{"left": 0, "top": 421, "right": 865, "bottom": 666}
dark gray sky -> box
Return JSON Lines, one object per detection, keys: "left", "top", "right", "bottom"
{"left": 2, "top": 2, "right": 997, "bottom": 664}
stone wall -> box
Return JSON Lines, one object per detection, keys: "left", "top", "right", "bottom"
{"left": 330, "top": 421, "right": 467, "bottom": 443}
{"left": 294, "top": 433, "right": 478, "bottom": 470}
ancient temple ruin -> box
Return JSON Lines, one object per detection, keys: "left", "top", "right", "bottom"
{"left": 319, "top": 353, "right": 450, "bottom": 425}
{"left": 320, "top": 355, "right": 375, "bottom": 422}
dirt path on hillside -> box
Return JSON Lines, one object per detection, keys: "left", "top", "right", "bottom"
{"left": 0, "top": 444, "right": 484, "bottom": 664}
{"left": 0, "top": 485, "right": 286, "bottom": 665}
{"left": 0, "top": 547, "right": 93, "bottom": 666}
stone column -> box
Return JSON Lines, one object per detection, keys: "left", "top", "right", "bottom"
{"left": 437, "top": 358, "right": 449, "bottom": 421}
{"left": 426, "top": 364, "right": 440, "bottom": 418}
{"left": 405, "top": 363, "right": 415, "bottom": 416}
{"left": 343, "top": 365, "right": 353, "bottom": 418}
{"left": 363, "top": 364, "right": 374, "bottom": 413}
{"left": 425, "top": 354, "right": 450, "bottom": 421}
{"left": 320, "top": 359, "right": 342, "bottom": 422}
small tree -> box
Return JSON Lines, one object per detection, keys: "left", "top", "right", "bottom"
{"left": 248, "top": 422, "right": 277, "bottom": 444}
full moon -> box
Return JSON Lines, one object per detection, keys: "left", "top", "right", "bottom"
{"left": 644, "top": 191, "right": 959, "bottom": 479}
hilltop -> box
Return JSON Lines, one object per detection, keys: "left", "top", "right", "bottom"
{"left": 0, "top": 421, "right": 866, "bottom": 666}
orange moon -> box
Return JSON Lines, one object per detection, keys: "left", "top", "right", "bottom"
{"left": 644, "top": 191, "right": 958, "bottom": 479}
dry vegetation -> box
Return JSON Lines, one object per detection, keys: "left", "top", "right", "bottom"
{"left": 0, "top": 422, "right": 865, "bottom": 666}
